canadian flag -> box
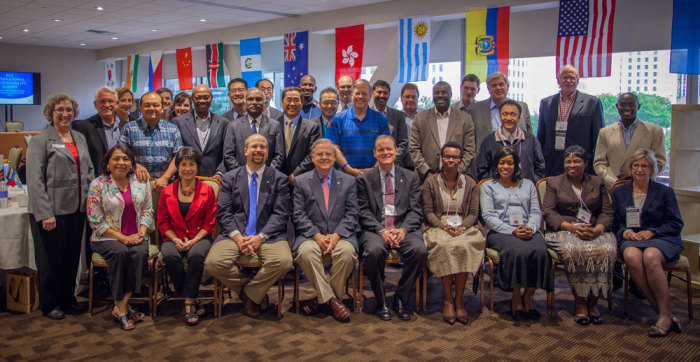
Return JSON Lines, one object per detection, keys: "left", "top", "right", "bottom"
{"left": 335, "top": 24, "right": 364, "bottom": 83}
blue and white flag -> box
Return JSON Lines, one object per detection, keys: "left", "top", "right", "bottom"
{"left": 670, "top": 0, "right": 700, "bottom": 74}
{"left": 284, "top": 30, "right": 308, "bottom": 87}
{"left": 398, "top": 15, "right": 431, "bottom": 82}
{"left": 240, "top": 37, "right": 262, "bottom": 86}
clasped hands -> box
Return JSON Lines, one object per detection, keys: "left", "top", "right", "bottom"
{"left": 120, "top": 230, "right": 146, "bottom": 245}
{"left": 234, "top": 234, "right": 262, "bottom": 255}
{"left": 443, "top": 225, "right": 466, "bottom": 237}
{"left": 624, "top": 229, "right": 654, "bottom": 241}
{"left": 381, "top": 228, "right": 406, "bottom": 248}
{"left": 512, "top": 225, "right": 534, "bottom": 240}
{"left": 173, "top": 237, "right": 197, "bottom": 252}
{"left": 313, "top": 233, "right": 341, "bottom": 254}
{"left": 566, "top": 223, "right": 605, "bottom": 240}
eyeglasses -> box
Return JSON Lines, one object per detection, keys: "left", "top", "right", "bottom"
{"left": 441, "top": 155, "right": 460, "bottom": 160}
{"left": 631, "top": 164, "right": 651, "bottom": 169}
{"left": 54, "top": 107, "right": 74, "bottom": 114}
{"left": 313, "top": 152, "right": 334, "bottom": 158}
{"left": 320, "top": 100, "right": 338, "bottom": 106}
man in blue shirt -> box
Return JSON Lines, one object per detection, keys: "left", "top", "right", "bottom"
{"left": 299, "top": 75, "right": 322, "bottom": 119}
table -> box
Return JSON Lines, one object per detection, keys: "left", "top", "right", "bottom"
{"left": 0, "top": 202, "right": 36, "bottom": 270}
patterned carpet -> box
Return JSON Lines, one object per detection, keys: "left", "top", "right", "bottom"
{"left": 1, "top": 266, "right": 699, "bottom": 361}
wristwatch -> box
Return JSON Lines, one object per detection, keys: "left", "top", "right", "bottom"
{"left": 259, "top": 233, "right": 269, "bottom": 242}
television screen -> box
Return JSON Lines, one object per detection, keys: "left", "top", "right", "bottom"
{"left": 0, "top": 72, "right": 41, "bottom": 105}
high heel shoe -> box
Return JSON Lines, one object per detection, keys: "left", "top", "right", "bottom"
{"left": 574, "top": 315, "right": 590, "bottom": 326}
{"left": 671, "top": 316, "right": 683, "bottom": 334}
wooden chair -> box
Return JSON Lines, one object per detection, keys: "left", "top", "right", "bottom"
{"left": 293, "top": 253, "right": 358, "bottom": 313}
{"left": 7, "top": 145, "right": 23, "bottom": 171}
{"left": 5, "top": 120, "right": 23, "bottom": 132}
{"left": 357, "top": 249, "right": 428, "bottom": 312}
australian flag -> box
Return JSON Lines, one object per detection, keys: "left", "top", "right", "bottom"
{"left": 284, "top": 30, "right": 308, "bottom": 87}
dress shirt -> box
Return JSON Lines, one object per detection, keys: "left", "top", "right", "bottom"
{"left": 451, "top": 100, "right": 471, "bottom": 113}
{"left": 435, "top": 107, "right": 451, "bottom": 147}
{"left": 233, "top": 109, "right": 246, "bottom": 119}
{"left": 318, "top": 168, "right": 333, "bottom": 190}
{"left": 102, "top": 117, "right": 121, "bottom": 150}
{"left": 118, "top": 118, "right": 183, "bottom": 178}
{"left": 195, "top": 111, "right": 212, "bottom": 149}
{"left": 558, "top": 90, "right": 577, "bottom": 123}
{"left": 489, "top": 99, "right": 501, "bottom": 132}
{"left": 618, "top": 118, "right": 639, "bottom": 149}
{"left": 379, "top": 166, "right": 397, "bottom": 232}
{"left": 338, "top": 101, "right": 352, "bottom": 112}
{"left": 248, "top": 114, "right": 262, "bottom": 132}
{"left": 229, "top": 164, "right": 266, "bottom": 239}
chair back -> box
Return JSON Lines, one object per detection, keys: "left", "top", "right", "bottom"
{"left": 196, "top": 176, "right": 221, "bottom": 198}
{"left": 8, "top": 145, "right": 22, "bottom": 171}
{"left": 5, "top": 121, "right": 23, "bottom": 132}
{"left": 610, "top": 178, "right": 631, "bottom": 197}
{"left": 535, "top": 177, "right": 551, "bottom": 232}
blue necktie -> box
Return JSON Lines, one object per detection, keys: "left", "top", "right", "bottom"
{"left": 245, "top": 172, "right": 258, "bottom": 236}
{"left": 251, "top": 119, "right": 257, "bottom": 134}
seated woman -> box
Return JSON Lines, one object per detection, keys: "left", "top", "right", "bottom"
{"left": 480, "top": 146, "right": 552, "bottom": 321}
{"left": 157, "top": 147, "right": 217, "bottom": 326}
{"left": 422, "top": 142, "right": 486, "bottom": 325}
{"left": 88, "top": 145, "right": 153, "bottom": 331}
{"left": 542, "top": 145, "right": 616, "bottom": 325}
{"left": 612, "top": 148, "right": 684, "bottom": 337}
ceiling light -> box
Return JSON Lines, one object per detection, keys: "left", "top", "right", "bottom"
{"left": 111, "top": 36, "right": 118, "bottom": 40}
{"left": 52, "top": 19, "right": 63, "bottom": 22}
{"left": 199, "top": 18, "right": 207, "bottom": 22}
{"left": 80, "top": 43, "right": 86, "bottom": 46}
{"left": 21, "top": 28, "right": 30, "bottom": 32}
{"left": 95, "top": 6, "right": 104, "bottom": 11}
{"left": 151, "top": 29, "right": 158, "bottom": 32}
{"left": 0, "top": 36, "right": 3, "bottom": 39}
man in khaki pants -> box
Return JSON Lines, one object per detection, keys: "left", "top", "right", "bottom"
{"left": 204, "top": 134, "right": 293, "bottom": 318}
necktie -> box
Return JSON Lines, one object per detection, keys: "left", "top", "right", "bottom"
{"left": 251, "top": 119, "right": 257, "bottom": 134}
{"left": 245, "top": 172, "right": 258, "bottom": 236}
{"left": 384, "top": 172, "right": 395, "bottom": 229}
{"left": 285, "top": 119, "right": 293, "bottom": 150}
{"left": 322, "top": 175, "right": 329, "bottom": 213}
{"left": 343, "top": 103, "right": 349, "bottom": 110}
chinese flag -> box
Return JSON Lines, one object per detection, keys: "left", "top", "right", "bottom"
{"left": 176, "top": 47, "right": 193, "bottom": 90}
{"left": 335, "top": 24, "right": 364, "bottom": 83}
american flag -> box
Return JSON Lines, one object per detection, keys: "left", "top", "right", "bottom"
{"left": 556, "top": 0, "right": 616, "bottom": 78}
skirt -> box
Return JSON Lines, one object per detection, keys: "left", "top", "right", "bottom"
{"left": 545, "top": 230, "right": 617, "bottom": 298}
{"left": 424, "top": 224, "right": 485, "bottom": 277}
{"left": 487, "top": 232, "right": 553, "bottom": 292}
{"left": 619, "top": 238, "right": 683, "bottom": 264}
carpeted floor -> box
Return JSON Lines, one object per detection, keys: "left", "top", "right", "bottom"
{"left": 1, "top": 266, "right": 699, "bottom": 361}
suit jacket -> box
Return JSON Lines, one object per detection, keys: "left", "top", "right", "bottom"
{"left": 27, "top": 125, "right": 94, "bottom": 221}
{"left": 221, "top": 108, "right": 245, "bottom": 122}
{"left": 216, "top": 166, "right": 290, "bottom": 243}
{"left": 469, "top": 98, "right": 531, "bottom": 162}
{"left": 277, "top": 115, "right": 321, "bottom": 176}
{"left": 356, "top": 166, "right": 423, "bottom": 234}
{"left": 157, "top": 179, "right": 217, "bottom": 241}
{"left": 267, "top": 106, "right": 283, "bottom": 120}
{"left": 409, "top": 107, "right": 476, "bottom": 180}
{"left": 87, "top": 174, "right": 152, "bottom": 242}
{"left": 537, "top": 92, "right": 603, "bottom": 176}
{"left": 542, "top": 173, "right": 613, "bottom": 231}
{"left": 222, "top": 113, "right": 285, "bottom": 171}
{"left": 374, "top": 106, "right": 408, "bottom": 167}
{"left": 172, "top": 111, "right": 228, "bottom": 177}
{"left": 593, "top": 120, "right": 666, "bottom": 190}
{"left": 611, "top": 180, "right": 683, "bottom": 248}
{"left": 292, "top": 170, "right": 359, "bottom": 251}
{"left": 72, "top": 114, "right": 127, "bottom": 177}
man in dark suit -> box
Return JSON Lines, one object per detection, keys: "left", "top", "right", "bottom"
{"left": 357, "top": 135, "right": 426, "bottom": 321}
{"left": 371, "top": 80, "right": 408, "bottom": 168}
{"left": 292, "top": 138, "right": 358, "bottom": 322}
{"left": 221, "top": 78, "right": 248, "bottom": 121}
{"left": 256, "top": 78, "right": 283, "bottom": 120}
{"left": 72, "top": 86, "right": 126, "bottom": 177}
{"left": 223, "top": 87, "right": 284, "bottom": 172}
{"left": 172, "top": 84, "right": 227, "bottom": 181}
{"left": 277, "top": 86, "right": 321, "bottom": 184}
{"left": 204, "top": 133, "right": 293, "bottom": 318}
{"left": 538, "top": 65, "right": 604, "bottom": 176}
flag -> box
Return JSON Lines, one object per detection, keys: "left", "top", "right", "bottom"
{"left": 148, "top": 50, "right": 164, "bottom": 91}
{"left": 126, "top": 54, "right": 140, "bottom": 93}
{"left": 105, "top": 59, "right": 116, "bottom": 88}
{"left": 7, "top": 168, "right": 22, "bottom": 189}
{"left": 335, "top": 24, "right": 364, "bottom": 83}
{"left": 670, "top": 0, "right": 700, "bottom": 74}
{"left": 398, "top": 15, "right": 431, "bottom": 82}
{"left": 176, "top": 47, "right": 193, "bottom": 90}
{"left": 240, "top": 37, "right": 262, "bottom": 86}
{"left": 206, "top": 42, "right": 226, "bottom": 88}
{"left": 284, "top": 30, "right": 308, "bottom": 87}
{"left": 556, "top": 0, "right": 616, "bottom": 78}
{"left": 465, "top": 7, "right": 510, "bottom": 81}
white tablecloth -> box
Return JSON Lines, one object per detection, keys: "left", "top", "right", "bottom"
{"left": 0, "top": 202, "right": 36, "bottom": 270}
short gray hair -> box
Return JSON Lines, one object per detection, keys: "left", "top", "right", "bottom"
{"left": 486, "top": 71, "right": 509, "bottom": 86}
{"left": 94, "top": 86, "right": 117, "bottom": 102}
{"left": 628, "top": 148, "right": 658, "bottom": 177}
{"left": 311, "top": 138, "right": 335, "bottom": 154}
{"left": 352, "top": 79, "right": 370, "bottom": 91}
{"left": 558, "top": 64, "right": 579, "bottom": 79}
{"left": 43, "top": 93, "right": 79, "bottom": 123}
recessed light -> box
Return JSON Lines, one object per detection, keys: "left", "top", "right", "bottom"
{"left": 199, "top": 18, "right": 207, "bottom": 22}
{"left": 151, "top": 29, "right": 158, "bottom": 32}
{"left": 95, "top": 6, "right": 104, "bottom": 11}
{"left": 80, "top": 43, "right": 86, "bottom": 46}
{"left": 0, "top": 36, "right": 4, "bottom": 39}
{"left": 21, "top": 28, "right": 30, "bottom": 32}
{"left": 52, "top": 19, "right": 63, "bottom": 22}
{"left": 111, "top": 36, "right": 118, "bottom": 40}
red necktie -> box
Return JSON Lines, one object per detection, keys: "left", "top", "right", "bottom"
{"left": 384, "top": 172, "right": 395, "bottom": 229}
{"left": 322, "top": 175, "right": 329, "bottom": 213}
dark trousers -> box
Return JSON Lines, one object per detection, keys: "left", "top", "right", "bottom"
{"left": 30, "top": 211, "right": 85, "bottom": 315}
{"left": 360, "top": 230, "right": 427, "bottom": 308}
{"left": 161, "top": 239, "right": 212, "bottom": 298}
{"left": 90, "top": 239, "right": 148, "bottom": 301}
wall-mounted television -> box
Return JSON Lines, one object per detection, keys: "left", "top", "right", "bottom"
{"left": 0, "top": 72, "right": 41, "bottom": 105}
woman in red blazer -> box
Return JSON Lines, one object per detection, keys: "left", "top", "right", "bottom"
{"left": 157, "top": 147, "right": 217, "bottom": 326}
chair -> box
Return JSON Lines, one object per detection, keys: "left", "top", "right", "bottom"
{"left": 5, "top": 120, "right": 23, "bottom": 132}
{"left": 293, "top": 253, "right": 358, "bottom": 314}
{"left": 357, "top": 249, "right": 428, "bottom": 312}
{"left": 7, "top": 145, "right": 22, "bottom": 171}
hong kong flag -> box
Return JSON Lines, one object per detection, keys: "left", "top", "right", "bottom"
{"left": 335, "top": 24, "right": 364, "bottom": 83}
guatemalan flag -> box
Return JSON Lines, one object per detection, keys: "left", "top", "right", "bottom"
{"left": 465, "top": 7, "right": 510, "bottom": 82}
{"left": 284, "top": 30, "right": 308, "bottom": 87}
{"left": 240, "top": 38, "right": 262, "bottom": 87}
{"left": 148, "top": 50, "right": 164, "bottom": 91}
{"left": 398, "top": 15, "right": 430, "bottom": 82}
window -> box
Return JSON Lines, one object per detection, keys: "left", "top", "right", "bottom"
{"left": 644, "top": 86, "right": 648, "bottom": 91}
{"left": 653, "top": 79, "right": 657, "bottom": 84}
{"left": 645, "top": 57, "right": 649, "bottom": 62}
{"left": 645, "top": 72, "right": 648, "bottom": 76}
{"left": 432, "top": 64, "right": 436, "bottom": 72}
{"left": 636, "top": 72, "right": 640, "bottom": 77}
{"left": 645, "top": 65, "right": 649, "bottom": 69}
{"left": 654, "top": 87, "right": 657, "bottom": 91}
{"left": 654, "top": 64, "right": 658, "bottom": 69}
{"left": 654, "top": 57, "right": 658, "bottom": 61}
{"left": 636, "top": 87, "right": 640, "bottom": 91}
{"left": 637, "top": 65, "right": 641, "bottom": 69}
{"left": 628, "top": 72, "right": 632, "bottom": 77}
{"left": 637, "top": 80, "right": 640, "bottom": 84}
{"left": 637, "top": 57, "right": 641, "bottom": 62}
{"left": 439, "top": 64, "right": 443, "bottom": 72}
{"left": 654, "top": 72, "right": 657, "bottom": 76}
{"left": 628, "top": 58, "right": 632, "bottom": 62}
{"left": 439, "top": 76, "right": 443, "bottom": 81}
{"left": 628, "top": 80, "right": 632, "bottom": 84}
{"left": 628, "top": 65, "right": 632, "bottom": 70}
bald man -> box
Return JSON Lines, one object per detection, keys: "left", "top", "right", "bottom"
{"left": 336, "top": 75, "right": 354, "bottom": 112}
{"left": 299, "top": 75, "right": 322, "bottom": 119}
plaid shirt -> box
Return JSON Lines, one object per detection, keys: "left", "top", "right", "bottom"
{"left": 118, "top": 118, "right": 183, "bottom": 178}
{"left": 558, "top": 90, "right": 577, "bottom": 123}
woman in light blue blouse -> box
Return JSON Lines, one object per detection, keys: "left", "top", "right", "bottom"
{"left": 480, "top": 146, "right": 552, "bottom": 321}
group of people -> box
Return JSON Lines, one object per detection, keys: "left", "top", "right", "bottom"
{"left": 25, "top": 65, "right": 684, "bottom": 338}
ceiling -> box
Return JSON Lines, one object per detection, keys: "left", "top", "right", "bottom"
{"left": 0, "top": 0, "right": 385, "bottom": 49}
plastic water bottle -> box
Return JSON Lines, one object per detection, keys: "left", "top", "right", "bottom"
{"left": 0, "top": 180, "right": 8, "bottom": 208}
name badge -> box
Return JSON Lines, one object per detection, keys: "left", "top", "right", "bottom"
{"left": 384, "top": 204, "right": 396, "bottom": 216}
{"left": 555, "top": 130, "right": 566, "bottom": 151}
{"left": 555, "top": 121, "right": 568, "bottom": 131}
{"left": 51, "top": 144, "right": 66, "bottom": 149}
{"left": 576, "top": 208, "right": 592, "bottom": 224}
{"left": 508, "top": 213, "right": 524, "bottom": 226}
{"left": 446, "top": 215, "right": 462, "bottom": 227}
{"left": 626, "top": 207, "right": 640, "bottom": 228}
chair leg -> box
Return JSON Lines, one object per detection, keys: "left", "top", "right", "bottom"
{"left": 422, "top": 265, "right": 427, "bottom": 312}
{"left": 623, "top": 264, "right": 629, "bottom": 318}
{"left": 358, "top": 261, "right": 364, "bottom": 310}
{"left": 607, "top": 287, "right": 613, "bottom": 312}
{"left": 686, "top": 269, "right": 694, "bottom": 321}
{"left": 88, "top": 262, "right": 94, "bottom": 317}
{"left": 548, "top": 262, "right": 556, "bottom": 313}
{"left": 479, "top": 264, "right": 484, "bottom": 311}
{"left": 488, "top": 259, "right": 495, "bottom": 312}
{"left": 352, "top": 265, "right": 357, "bottom": 311}
{"left": 294, "top": 266, "right": 300, "bottom": 314}
{"left": 150, "top": 261, "right": 157, "bottom": 317}
{"left": 415, "top": 274, "right": 420, "bottom": 311}
{"left": 277, "top": 278, "right": 283, "bottom": 319}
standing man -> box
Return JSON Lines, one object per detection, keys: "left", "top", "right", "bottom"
{"left": 299, "top": 75, "right": 322, "bottom": 119}
{"left": 594, "top": 92, "right": 666, "bottom": 190}
{"left": 400, "top": 83, "right": 421, "bottom": 170}
{"left": 451, "top": 74, "right": 480, "bottom": 113}
{"left": 357, "top": 135, "right": 426, "bottom": 321}
{"left": 313, "top": 87, "right": 340, "bottom": 138}
{"left": 292, "top": 138, "right": 358, "bottom": 322}
{"left": 277, "top": 87, "right": 321, "bottom": 184}
{"left": 336, "top": 75, "right": 354, "bottom": 112}
{"left": 538, "top": 65, "right": 603, "bottom": 176}
{"left": 371, "top": 80, "right": 408, "bottom": 168}
{"left": 256, "top": 78, "right": 283, "bottom": 120}
{"left": 172, "top": 84, "right": 227, "bottom": 181}
{"left": 328, "top": 79, "right": 390, "bottom": 177}
{"left": 222, "top": 78, "right": 248, "bottom": 121}
{"left": 204, "top": 134, "right": 293, "bottom": 318}
{"left": 409, "top": 81, "right": 475, "bottom": 181}
{"left": 223, "top": 87, "right": 284, "bottom": 171}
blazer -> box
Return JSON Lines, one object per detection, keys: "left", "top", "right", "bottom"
{"left": 157, "top": 179, "right": 217, "bottom": 241}
{"left": 87, "top": 174, "right": 153, "bottom": 243}
{"left": 356, "top": 166, "right": 423, "bottom": 234}
{"left": 216, "top": 166, "right": 290, "bottom": 243}
{"left": 277, "top": 115, "right": 321, "bottom": 176}
{"left": 469, "top": 98, "right": 532, "bottom": 159}
{"left": 221, "top": 109, "right": 245, "bottom": 122}
{"left": 222, "top": 113, "right": 285, "bottom": 171}
{"left": 542, "top": 173, "right": 613, "bottom": 231}
{"left": 172, "top": 111, "right": 228, "bottom": 177}
{"left": 421, "top": 173, "right": 484, "bottom": 235}
{"left": 27, "top": 125, "right": 94, "bottom": 221}
{"left": 267, "top": 106, "right": 283, "bottom": 120}
{"left": 611, "top": 180, "right": 683, "bottom": 248}
{"left": 537, "top": 92, "right": 603, "bottom": 176}
{"left": 72, "top": 114, "right": 127, "bottom": 177}
{"left": 409, "top": 107, "right": 476, "bottom": 180}
{"left": 593, "top": 120, "right": 666, "bottom": 189}
{"left": 374, "top": 106, "right": 408, "bottom": 167}
{"left": 292, "top": 170, "right": 359, "bottom": 251}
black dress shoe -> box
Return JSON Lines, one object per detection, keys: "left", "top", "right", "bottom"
{"left": 589, "top": 314, "right": 603, "bottom": 325}
{"left": 527, "top": 309, "right": 541, "bottom": 321}
{"left": 375, "top": 304, "right": 392, "bottom": 321}
{"left": 392, "top": 298, "right": 412, "bottom": 321}
{"left": 512, "top": 310, "right": 528, "bottom": 322}
{"left": 574, "top": 315, "right": 590, "bottom": 326}
{"left": 66, "top": 302, "right": 85, "bottom": 313}
{"left": 46, "top": 307, "right": 65, "bottom": 320}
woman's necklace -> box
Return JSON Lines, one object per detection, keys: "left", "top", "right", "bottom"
{"left": 180, "top": 181, "right": 195, "bottom": 197}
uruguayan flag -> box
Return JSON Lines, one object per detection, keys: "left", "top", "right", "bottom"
{"left": 398, "top": 15, "right": 431, "bottom": 82}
